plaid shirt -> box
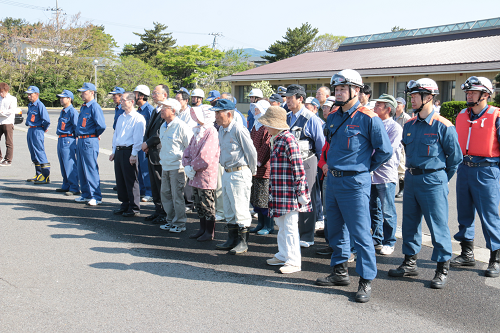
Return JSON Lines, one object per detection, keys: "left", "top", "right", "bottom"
{"left": 269, "top": 130, "right": 311, "bottom": 218}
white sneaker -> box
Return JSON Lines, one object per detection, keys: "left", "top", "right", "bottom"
{"left": 315, "top": 220, "right": 324, "bottom": 230}
{"left": 300, "top": 240, "right": 314, "bottom": 248}
{"left": 266, "top": 256, "right": 286, "bottom": 266}
{"left": 169, "top": 225, "right": 186, "bottom": 233}
{"left": 75, "top": 196, "right": 90, "bottom": 203}
{"left": 159, "top": 223, "right": 172, "bottom": 230}
{"left": 141, "top": 196, "right": 153, "bottom": 202}
{"left": 280, "top": 264, "right": 301, "bottom": 274}
{"left": 86, "top": 199, "right": 102, "bottom": 206}
{"left": 215, "top": 215, "right": 225, "bottom": 221}
{"left": 380, "top": 245, "right": 395, "bottom": 255}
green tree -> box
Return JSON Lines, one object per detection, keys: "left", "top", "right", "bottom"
{"left": 308, "top": 33, "right": 346, "bottom": 52}
{"left": 156, "top": 45, "right": 225, "bottom": 89}
{"left": 99, "top": 56, "right": 166, "bottom": 107}
{"left": 263, "top": 23, "right": 319, "bottom": 63}
{"left": 121, "top": 22, "right": 176, "bottom": 65}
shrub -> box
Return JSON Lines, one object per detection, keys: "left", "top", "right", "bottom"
{"left": 440, "top": 101, "right": 467, "bottom": 124}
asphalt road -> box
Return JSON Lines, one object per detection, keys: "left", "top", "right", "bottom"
{"left": 0, "top": 108, "right": 498, "bottom": 332}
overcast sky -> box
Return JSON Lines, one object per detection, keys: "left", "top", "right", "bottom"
{"left": 2, "top": 0, "right": 500, "bottom": 52}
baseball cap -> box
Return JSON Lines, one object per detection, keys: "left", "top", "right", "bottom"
{"left": 57, "top": 89, "right": 74, "bottom": 99}
{"left": 269, "top": 93, "right": 283, "bottom": 104}
{"left": 305, "top": 97, "right": 320, "bottom": 108}
{"left": 77, "top": 82, "right": 97, "bottom": 92}
{"left": 373, "top": 93, "right": 397, "bottom": 109}
{"left": 282, "top": 84, "right": 306, "bottom": 97}
{"left": 25, "top": 86, "right": 39, "bottom": 94}
{"left": 396, "top": 97, "right": 406, "bottom": 105}
{"left": 157, "top": 98, "right": 181, "bottom": 112}
{"left": 209, "top": 99, "right": 235, "bottom": 111}
{"left": 109, "top": 87, "right": 125, "bottom": 95}
{"left": 206, "top": 90, "right": 221, "bottom": 102}
{"left": 175, "top": 87, "right": 190, "bottom": 95}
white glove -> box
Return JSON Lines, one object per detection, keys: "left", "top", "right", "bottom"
{"left": 298, "top": 194, "right": 309, "bottom": 205}
{"left": 184, "top": 166, "right": 196, "bottom": 180}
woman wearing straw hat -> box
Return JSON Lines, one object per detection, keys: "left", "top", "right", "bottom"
{"left": 258, "top": 106, "right": 311, "bottom": 274}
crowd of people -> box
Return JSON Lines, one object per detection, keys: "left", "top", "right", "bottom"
{"left": 0, "top": 68, "right": 499, "bottom": 303}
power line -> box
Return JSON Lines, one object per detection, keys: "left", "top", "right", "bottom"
{"left": 0, "top": 0, "right": 48, "bottom": 10}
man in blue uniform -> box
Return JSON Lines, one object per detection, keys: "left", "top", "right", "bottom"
{"left": 134, "top": 85, "right": 154, "bottom": 202}
{"left": 284, "top": 84, "right": 325, "bottom": 249}
{"left": 55, "top": 90, "right": 79, "bottom": 195}
{"left": 110, "top": 87, "right": 125, "bottom": 130}
{"left": 451, "top": 76, "right": 500, "bottom": 278}
{"left": 25, "top": 86, "right": 51, "bottom": 184}
{"left": 388, "top": 78, "right": 462, "bottom": 289}
{"left": 315, "top": 69, "right": 392, "bottom": 303}
{"left": 75, "top": 82, "right": 107, "bottom": 206}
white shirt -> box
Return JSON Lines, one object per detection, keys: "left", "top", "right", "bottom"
{"left": 112, "top": 109, "right": 146, "bottom": 156}
{"left": 159, "top": 116, "right": 193, "bottom": 171}
{"left": 0, "top": 93, "right": 18, "bottom": 125}
{"left": 178, "top": 106, "right": 198, "bottom": 129}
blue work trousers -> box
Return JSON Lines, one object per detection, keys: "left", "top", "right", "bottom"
{"left": 27, "top": 127, "right": 48, "bottom": 164}
{"left": 57, "top": 137, "right": 79, "bottom": 192}
{"left": 325, "top": 172, "right": 377, "bottom": 280}
{"left": 77, "top": 137, "right": 102, "bottom": 201}
{"left": 138, "top": 150, "right": 152, "bottom": 197}
{"left": 455, "top": 164, "right": 500, "bottom": 251}
{"left": 402, "top": 170, "right": 452, "bottom": 262}
{"left": 370, "top": 182, "right": 397, "bottom": 247}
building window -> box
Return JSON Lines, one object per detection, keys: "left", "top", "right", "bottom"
{"left": 436, "top": 81, "right": 455, "bottom": 102}
{"left": 238, "top": 85, "right": 252, "bottom": 103}
{"left": 374, "top": 82, "right": 388, "bottom": 97}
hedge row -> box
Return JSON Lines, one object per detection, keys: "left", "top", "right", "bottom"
{"left": 440, "top": 101, "right": 500, "bottom": 124}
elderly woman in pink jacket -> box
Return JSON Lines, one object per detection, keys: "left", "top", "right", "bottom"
{"left": 182, "top": 105, "right": 220, "bottom": 241}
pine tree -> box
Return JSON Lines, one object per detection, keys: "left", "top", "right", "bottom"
{"left": 262, "top": 23, "right": 318, "bottom": 63}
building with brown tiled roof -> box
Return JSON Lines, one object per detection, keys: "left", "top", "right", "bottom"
{"left": 219, "top": 17, "right": 500, "bottom": 109}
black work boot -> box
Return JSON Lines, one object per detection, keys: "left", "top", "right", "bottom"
{"left": 395, "top": 179, "right": 404, "bottom": 198}
{"left": 229, "top": 227, "right": 249, "bottom": 255}
{"left": 388, "top": 254, "right": 419, "bottom": 277}
{"left": 485, "top": 249, "right": 500, "bottom": 278}
{"left": 450, "top": 240, "right": 476, "bottom": 267}
{"left": 315, "top": 262, "right": 350, "bottom": 286}
{"left": 197, "top": 217, "right": 215, "bottom": 242}
{"left": 215, "top": 224, "right": 239, "bottom": 250}
{"left": 431, "top": 260, "right": 450, "bottom": 289}
{"left": 249, "top": 214, "right": 264, "bottom": 233}
{"left": 189, "top": 217, "right": 206, "bottom": 239}
{"left": 355, "top": 278, "right": 372, "bottom": 303}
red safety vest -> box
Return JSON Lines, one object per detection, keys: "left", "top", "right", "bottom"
{"left": 455, "top": 106, "right": 500, "bottom": 157}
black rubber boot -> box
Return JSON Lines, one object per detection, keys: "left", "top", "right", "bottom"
{"left": 197, "top": 217, "right": 215, "bottom": 242}
{"left": 249, "top": 214, "right": 264, "bottom": 233}
{"left": 315, "top": 262, "right": 350, "bottom": 286}
{"left": 189, "top": 217, "right": 206, "bottom": 239}
{"left": 450, "top": 240, "right": 476, "bottom": 267}
{"left": 257, "top": 215, "right": 275, "bottom": 235}
{"left": 215, "top": 224, "right": 239, "bottom": 250}
{"left": 485, "top": 249, "right": 500, "bottom": 278}
{"left": 229, "top": 227, "right": 249, "bottom": 255}
{"left": 388, "top": 254, "right": 419, "bottom": 277}
{"left": 395, "top": 179, "right": 404, "bottom": 198}
{"left": 431, "top": 260, "right": 450, "bottom": 289}
{"left": 355, "top": 278, "right": 372, "bottom": 303}
{"left": 34, "top": 163, "right": 50, "bottom": 184}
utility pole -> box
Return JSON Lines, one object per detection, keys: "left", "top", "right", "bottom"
{"left": 209, "top": 32, "right": 223, "bottom": 50}
{"left": 46, "top": 0, "right": 65, "bottom": 41}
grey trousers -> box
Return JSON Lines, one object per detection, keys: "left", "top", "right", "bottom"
{"left": 161, "top": 169, "right": 187, "bottom": 227}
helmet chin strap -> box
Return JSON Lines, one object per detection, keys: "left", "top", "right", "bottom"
{"left": 466, "top": 91, "right": 484, "bottom": 107}
{"left": 334, "top": 86, "right": 355, "bottom": 107}
{"left": 413, "top": 93, "right": 432, "bottom": 114}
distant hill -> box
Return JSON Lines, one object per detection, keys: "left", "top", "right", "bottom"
{"left": 241, "top": 48, "right": 270, "bottom": 58}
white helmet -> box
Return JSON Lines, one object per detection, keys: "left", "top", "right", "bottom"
{"left": 330, "top": 69, "right": 363, "bottom": 88}
{"left": 133, "top": 84, "right": 150, "bottom": 96}
{"left": 461, "top": 76, "right": 493, "bottom": 95}
{"left": 248, "top": 88, "right": 263, "bottom": 98}
{"left": 405, "top": 78, "right": 439, "bottom": 95}
{"left": 191, "top": 88, "right": 205, "bottom": 98}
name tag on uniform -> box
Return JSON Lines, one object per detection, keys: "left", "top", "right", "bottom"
{"left": 82, "top": 118, "right": 87, "bottom": 127}
{"left": 61, "top": 122, "right": 66, "bottom": 131}
{"left": 31, "top": 114, "right": 35, "bottom": 122}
